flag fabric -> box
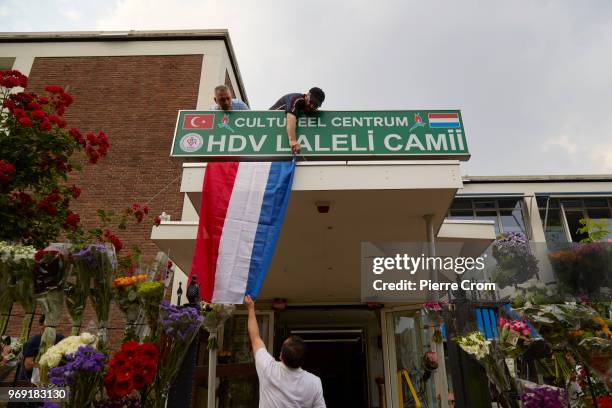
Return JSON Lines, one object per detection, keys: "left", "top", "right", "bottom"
{"left": 189, "top": 160, "right": 296, "bottom": 304}
{"left": 427, "top": 113, "right": 460, "bottom": 128}
{"left": 183, "top": 114, "right": 215, "bottom": 129}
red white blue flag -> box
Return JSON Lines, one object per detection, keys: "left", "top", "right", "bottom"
{"left": 427, "top": 113, "right": 460, "bottom": 128}
{"left": 189, "top": 160, "right": 296, "bottom": 304}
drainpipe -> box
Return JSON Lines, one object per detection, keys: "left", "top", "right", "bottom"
{"left": 423, "top": 214, "right": 449, "bottom": 408}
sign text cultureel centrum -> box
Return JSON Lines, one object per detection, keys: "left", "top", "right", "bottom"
{"left": 171, "top": 110, "right": 469, "bottom": 160}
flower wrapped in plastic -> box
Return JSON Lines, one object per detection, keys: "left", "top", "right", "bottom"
{"left": 454, "top": 331, "right": 518, "bottom": 407}
{"left": 201, "top": 302, "right": 235, "bottom": 349}
{"left": 498, "top": 316, "right": 533, "bottom": 358}
{"left": 48, "top": 344, "right": 105, "bottom": 407}
{"left": 72, "top": 244, "right": 116, "bottom": 344}
{"left": 423, "top": 300, "right": 447, "bottom": 343}
{"left": 0, "top": 242, "right": 37, "bottom": 354}
{"left": 38, "top": 332, "right": 98, "bottom": 384}
{"left": 34, "top": 248, "right": 67, "bottom": 375}
{"left": 103, "top": 341, "right": 159, "bottom": 401}
{"left": 136, "top": 281, "right": 164, "bottom": 336}
{"left": 148, "top": 301, "right": 203, "bottom": 407}
{"left": 113, "top": 274, "right": 146, "bottom": 341}
{"left": 519, "top": 380, "right": 567, "bottom": 408}
{"left": 64, "top": 246, "right": 95, "bottom": 336}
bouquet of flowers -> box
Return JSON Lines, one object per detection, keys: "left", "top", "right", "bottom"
{"left": 136, "top": 281, "right": 164, "bottom": 337}
{"left": 520, "top": 303, "right": 612, "bottom": 388}
{"left": 72, "top": 244, "right": 116, "bottom": 344}
{"left": 35, "top": 248, "right": 67, "bottom": 371}
{"left": 498, "top": 316, "right": 533, "bottom": 358}
{"left": 149, "top": 301, "right": 203, "bottom": 407}
{"left": 103, "top": 341, "right": 159, "bottom": 400}
{"left": 95, "top": 396, "right": 142, "bottom": 408}
{"left": 112, "top": 274, "right": 147, "bottom": 341}
{"left": 454, "top": 331, "right": 518, "bottom": 407}
{"left": 48, "top": 345, "right": 105, "bottom": 407}
{"left": 38, "top": 332, "right": 98, "bottom": 383}
{"left": 201, "top": 302, "right": 235, "bottom": 349}
{"left": 64, "top": 246, "right": 94, "bottom": 335}
{"left": 424, "top": 300, "right": 447, "bottom": 343}
{"left": 0, "top": 241, "right": 36, "bottom": 355}
{"left": 519, "top": 381, "right": 567, "bottom": 408}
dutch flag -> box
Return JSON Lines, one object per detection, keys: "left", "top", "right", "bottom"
{"left": 189, "top": 160, "right": 296, "bottom": 304}
{"left": 428, "top": 113, "right": 461, "bottom": 128}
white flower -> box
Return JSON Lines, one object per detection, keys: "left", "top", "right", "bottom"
{"left": 79, "top": 332, "right": 96, "bottom": 344}
{"left": 38, "top": 332, "right": 98, "bottom": 368}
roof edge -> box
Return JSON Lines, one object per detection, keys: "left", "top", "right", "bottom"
{"left": 463, "top": 174, "right": 612, "bottom": 183}
{"left": 0, "top": 30, "right": 248, "bottom": 104}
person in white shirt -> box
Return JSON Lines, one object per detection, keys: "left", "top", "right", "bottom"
{"left": 244, "top": 295, "right": 326, "bottom": 408}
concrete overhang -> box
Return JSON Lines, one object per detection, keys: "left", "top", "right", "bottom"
{"left": 152, "top": 218, "right": 496, "bottom": 303}
{"left": 152, "top": 160, "right": 497, "bottom": 303}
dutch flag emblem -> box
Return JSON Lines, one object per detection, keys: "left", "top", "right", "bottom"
{"left": 428, "top": 113, "right": 461, "bottom": 128}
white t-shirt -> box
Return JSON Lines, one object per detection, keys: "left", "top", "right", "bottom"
{"left": 255, "top": 348, "right": 326, "bottom": 408}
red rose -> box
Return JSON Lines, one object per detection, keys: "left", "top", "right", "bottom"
{"left": 69, "top": 185, "right": 81, "bottom": 199}
{"left": 44, "top": 85, "right": 64, "bottom": 94}
{"left": 0, "top": 70, "right": 27, "bottom": 88}
{"left": 48, "top": 114, "right": 66, "bottom": 128}
{"left": 12, "top": 108, "right": 26, "bottom": 118}
{"left": 0, "top": 160, "right": 16, "bottom": 183}
{"left": 27, "top": 102, "right": 41, "bottom": 110}
{"left": 18, "top": 116, "right": 33, "bottom": 127}
{"left": 39, "top": 118, "right": 52, "bottom": 131}
{"left": 143, "top": 205, "right": 149, "bottom": 215}
{"left": 111, "top": 236, "right": 123, "bottom": 253}
{"left": 86, "top": 132, "right": 98, "bottom": 146}
{"left": 63, "top": 212, "right": 80, "bottom": 231}
{"left": 31, "top": 109, "right": 46, "bottom": 120}
{"left": 153, "top": 216, "right": 161, "bottom": 226}
{"left": 38, "top": 96, "right": 49, "bottom": 104}
{"left": 60, "top": 92, "right": 73, "bottom": 107}
{"left": 88, "top": 150, "right": 100, "bottom": 164}
{"left": 2, "top": 99, "right": 16, "bottom": 111}
{"left": 167, "top": 260, "right": 173, "bottom": 269}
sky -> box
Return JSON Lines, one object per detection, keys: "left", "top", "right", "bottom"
{"left": 1, "top": 0, "right": 612, "bottom": 176}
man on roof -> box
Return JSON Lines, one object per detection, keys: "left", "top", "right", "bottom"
{"left": 269, "top": 87, "right": 325, "bottom": 154}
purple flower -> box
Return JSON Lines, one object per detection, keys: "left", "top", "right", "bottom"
{"left": 48, "top": 345, "right": 105, "bottom": 387}
{"left": 95, "top": 396, "right": 142, "bottom": 408}
{"left": 159, "top": 301, "right": 203, "bottom": 340}
{"left": 521, "top": 386, "right": 566, "bottom": 408}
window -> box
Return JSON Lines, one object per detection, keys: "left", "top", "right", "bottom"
{"left": 537, "top": 196, "right": 612, "bottom": 243}
{"left": 447, "top": 197, "right": 529, "bottom": 237}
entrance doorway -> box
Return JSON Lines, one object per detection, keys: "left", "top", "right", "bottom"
{"left": 290, "top": 329, "right": 369, "bottom": 408}
{"left": 275, "top": 307, "right": 383, "bottom": 408}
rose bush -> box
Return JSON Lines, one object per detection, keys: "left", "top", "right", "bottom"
{"left": 0, "top": 69, "right": 109, "bottom": 248}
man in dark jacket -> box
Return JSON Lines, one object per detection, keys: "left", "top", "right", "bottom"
{"left": 270, "top": 87, "right": 325, "bottom": 154}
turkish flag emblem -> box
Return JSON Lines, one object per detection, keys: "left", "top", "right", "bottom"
{"left": 183, "top": 114, "right": 215, "bottom": 129}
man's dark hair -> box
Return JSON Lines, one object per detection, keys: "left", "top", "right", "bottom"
{"left": 280, "top": 335, "right": 306, "bottom": 369}
{"left": 308, "top": 87, "right": 325, "bottom": 106}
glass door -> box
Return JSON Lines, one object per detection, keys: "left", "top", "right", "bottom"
{"left": 382, "top": 306, "right": 441, "bottom": 408}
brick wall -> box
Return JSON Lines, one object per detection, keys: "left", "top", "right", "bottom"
{"left": 4, "top": 54, "right": 203, "bottom": 350}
